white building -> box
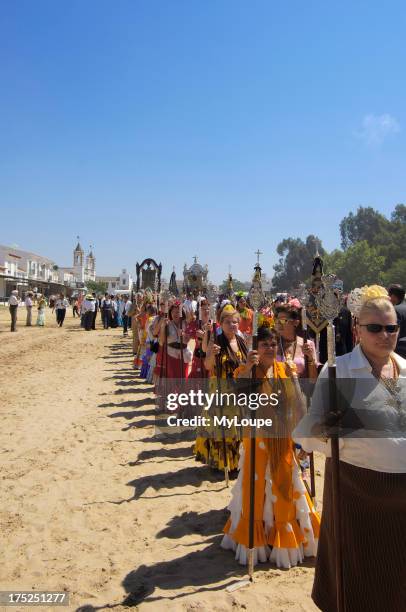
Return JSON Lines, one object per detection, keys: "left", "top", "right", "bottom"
{"left": 97, "top": 269, "right": 133, "bottom": 294}
{"left": 0, "top": 240, "right": 97, "bottom": 299}
{"left": 0, "top": 244, "right": 60, "bottom": 298}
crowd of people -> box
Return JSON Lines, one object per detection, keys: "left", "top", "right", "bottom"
{"left": 5, "top": 290, "right": 135, "bottom": 334}
{"left": 4, "top": 278, "right": 406, "bottom": 610}
{"left": 130, "top": 281, "right": 405, "bottom": 611}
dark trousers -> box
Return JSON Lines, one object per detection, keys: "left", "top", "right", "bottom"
{"left": 92, "top": 310, "right": 97, "bottom": 330}
{"left": 9, "top": 305, "right": 18, "bottom": 331}
{"left": 73, "top": 305, "right": 79, "bottom": 317}
{"left": 102, "top": 308, "right": 111, "bottom": 329}
{"left": 84, "top": 311, "right": 94, "bottom": 331}
{"left": 56, "top": 309, "right": 66, "bottom": 326}
{"left": 123, "top": 314, "right": 129, "bottom": 334}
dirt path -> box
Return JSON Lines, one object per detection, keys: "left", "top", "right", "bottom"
{"left": 1, "top": 307, "right": 322, "bottom": 611}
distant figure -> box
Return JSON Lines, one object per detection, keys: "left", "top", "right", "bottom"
{"left": 122, "top": 295, "right": 132, "bottom": 336}
{"left": 72, "top": 297, "right": 79, "bottom": 318}
{"left": 112, "top": 295, "right": 120, "bottom": 328}
{"left": 82, "top": 294, "right": 96, "bottom": 331}
{"left": 91, "top": 292, "right": 98, "bottom": 330}
{"left": 36, "top": 296, "right": 46, "bottom": 326}
{"left": 388, "top": 284, "right": 406, "bottom": 358}
{"left": 25, "top": 291, "right": 34, "bottom": 326}
{"left": 55, "top": 293, "right": 69, "bottom": 327}
{"left": 101, "top": 293, "right": 113, "bottom": 329}
{"left": 8, "top": 290, "right": 20, "bottom": 332}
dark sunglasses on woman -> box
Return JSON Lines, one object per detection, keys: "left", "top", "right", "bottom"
{"left": 359, "top": 323, "right": 399, "bottom": 334}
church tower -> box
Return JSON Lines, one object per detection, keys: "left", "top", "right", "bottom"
{"left": 73, "top": 238, "right": 85, "bottom": 282}
{"left": 85, "top": 247, "right": 96, "bottom": 281}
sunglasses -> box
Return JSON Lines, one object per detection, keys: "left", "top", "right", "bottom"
{"left": 276, "top": 318, "right": 294, "bottom": 325}
{"left": 359, "top": 323, "right": 399, "bottom": 334}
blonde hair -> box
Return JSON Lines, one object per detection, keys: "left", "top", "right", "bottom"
{"left": 358, "top": 297, "right": 396, "bottom": 321}
{"left": 220, "top": 307, "right": 240, "bottom": 324}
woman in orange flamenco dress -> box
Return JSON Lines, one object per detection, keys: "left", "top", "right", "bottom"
{"left": 221, "top": 323, "right": 320, "bottom": 569}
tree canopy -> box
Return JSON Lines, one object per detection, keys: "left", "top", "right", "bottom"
{"left": 86, "top": 280, "right": 108, "bottom": 294}
{"left": 272, "top": 235, "right": 325, "bottom": 292}
{"left": 272, "top": 205, "right": 406, "bottom": 291}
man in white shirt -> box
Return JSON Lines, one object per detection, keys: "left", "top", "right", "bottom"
{"left": 54, "top": 293, "right": 69, "bottom": 327}
{"left": 122, "top": 295, "right": 132, "bottom": 335}
{"left": 82, "top": 294, "right": 96, "bottom": 331}
{"left": 8, "top": 290, "right": 20, "bottom": 332}
{"left": 183, "top": 293, "right": 197, "bottom": 316}
{"left": 25, "top": 291, "right": 33, "bottom": 326}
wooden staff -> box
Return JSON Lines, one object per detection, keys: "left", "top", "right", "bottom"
{"left": 316, "top": 275, "right": 344, "bottom": 612}
{"left": 247, "top": 261, "right": 264, "bottom": 580}
{"left": 327, "top": 325, "right": 344, "bottom": 612}
{"left": 198, "top": 301, "right": 204, "bottom": 376}
{"left": 299, "top": 289, "right": 317, "bottom": 502}
{"left": 213, "top": 318, "right": 230, "bottom": 487}
{"left": 160, "top": 300, "right": 169, "bottom": 382}
{"left": 178, "top": 302, "right": 184, "bottom": 379}
{"left": 247, "top": 308, "right": 259, "bottom": 580}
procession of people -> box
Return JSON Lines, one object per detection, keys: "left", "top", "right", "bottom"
{"left": 128, "top": 265, "right": 406, "bottom": 612}
{"left": 3, "top": 262, "right": 406, "bottom": 612}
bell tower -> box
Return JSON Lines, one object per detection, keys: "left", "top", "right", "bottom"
{"left": 73, "top": 236, "right": 85, "bottom": 282}
{"left": 86, "top": 246, "right": 96, "bottom": 281}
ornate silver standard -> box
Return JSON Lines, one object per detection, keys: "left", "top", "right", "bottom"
{"left": 247, "top": 262, "right": 265, "bottom": 581}
{"left": 315, "top": 274, "right": 344, "bottom": 612}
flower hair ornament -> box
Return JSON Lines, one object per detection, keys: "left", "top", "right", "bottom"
{"left": 222, "top": 304, "right": 236, "bottom": 315}
{"left": 287, "top": 297, "right": 302, "bottom": 310}
{"left": 347, "top": 285, "right": 389, "bottom": 317}
{"left": 258, "top": 307, "right": 275, "bottom": 329}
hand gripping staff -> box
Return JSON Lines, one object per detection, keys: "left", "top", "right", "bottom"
{"left": 315, "top": 274, "right": 345, "bottom": 612}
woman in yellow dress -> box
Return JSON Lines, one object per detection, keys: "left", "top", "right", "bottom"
{"left": 194, "top": 305, "right": 248, "bottom": 471}
{"left": 221, "top": 323, "right": 320, "bottom": 568}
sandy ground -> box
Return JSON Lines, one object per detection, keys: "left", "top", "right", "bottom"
{"left": 0, "top": 305, "right": 325, "bottom": 612}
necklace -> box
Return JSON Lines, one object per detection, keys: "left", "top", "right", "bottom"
{"left": 280, "top": 337, "right": 297, "bottom": 362}
{"left": 369, "top": 355, "right": 402, "bottom": 411}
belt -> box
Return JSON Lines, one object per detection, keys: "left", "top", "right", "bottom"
{"left": 168, "top": 342, "right": 188, "bottom": 350}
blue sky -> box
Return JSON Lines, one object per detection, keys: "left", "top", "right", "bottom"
{"left": 1, "top": 0, "right": 405, "bottom": 284}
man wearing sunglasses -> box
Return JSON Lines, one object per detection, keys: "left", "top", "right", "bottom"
{"left": 388, "top": 284, "right": 406, "bottom": 359}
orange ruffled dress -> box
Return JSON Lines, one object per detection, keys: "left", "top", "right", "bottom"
{"left": 221, "top": 361, "right": 320, "bottom": 568}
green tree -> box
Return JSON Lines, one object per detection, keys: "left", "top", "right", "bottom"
{"left": 272, "top": 235, "right": 324, "bottom": 292}
{"left": 391, "top": 203, "right": 406, "bottom": 224}
{"left": 339, "top": 206, "right": 391, "bottom": 250}
{"left": 381, "top": 258, "right": 406, "bottom": 288}
{"left": 326, "top": 241, "right": 385, "bottom": 290}
{"left": 86, "top": 280, "right": 108, "bottom": 294}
